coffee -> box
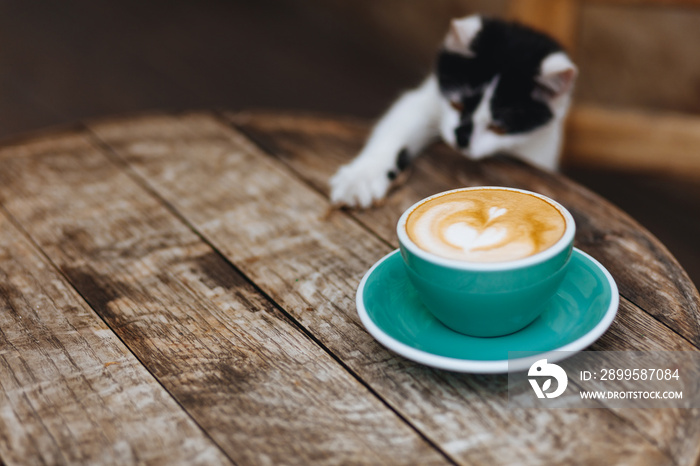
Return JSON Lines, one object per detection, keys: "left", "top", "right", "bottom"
{"left": 405, "top": 188, "right": 566, "bottom": 263}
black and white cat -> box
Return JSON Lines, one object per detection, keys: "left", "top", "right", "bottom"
{"left": 330, "top": 15, "right": 577, "bottom": 208}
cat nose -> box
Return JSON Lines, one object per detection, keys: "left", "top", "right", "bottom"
{"left": 454, "top": 123, "right": 472, "bottom": 148}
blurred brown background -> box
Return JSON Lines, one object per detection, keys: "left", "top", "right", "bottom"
{"left": 1, "top": 0, "right": 698, "bottom": 285}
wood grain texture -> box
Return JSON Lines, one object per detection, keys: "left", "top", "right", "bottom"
{"left": 230, "top": 111, "right": 700, "bottom": 348}
{"left": 227, "top": 111, "right": 700, "bottom": 465}
{"left": 0, "top": 131, "right": 448, "bottom": 465}
{"left": 565, "top": 104, "right": 700, "bottom": 175}
{"left": 506, "top": 0, "right": 700, "bottom": 177}
{"left": 584, "top": 0, "right": 700, "bottom": 6}
{"left": 591, "top": 297, "right": 700, "bottom": 463}
{"left": 0, "top": 211, "right": 230, "bottom": 465}
{"left": 85, "top": 111, "right": 690, "bottom": 465}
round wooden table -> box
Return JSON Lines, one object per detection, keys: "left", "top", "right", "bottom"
{"left": 1, "top": 111, "right": 698, "bottom": 465}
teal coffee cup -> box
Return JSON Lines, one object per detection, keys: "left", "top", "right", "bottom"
{"left": 397, "top": 187, "right": 576, "bottom": 337}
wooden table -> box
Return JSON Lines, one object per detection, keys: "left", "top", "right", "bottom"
{"left": 1, "top": 111, "right": 699, "bottom": 465}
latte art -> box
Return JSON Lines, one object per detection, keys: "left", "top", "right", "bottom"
{"left": 406, "top": 189, "right": 566, "bottom": 262}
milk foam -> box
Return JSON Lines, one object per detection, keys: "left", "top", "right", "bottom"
{"left": 406, "top": 190, "right": 566, "bottom": 262}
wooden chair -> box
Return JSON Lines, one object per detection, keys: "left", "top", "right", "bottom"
{"left": 508, "top": 0, "right": 700, "bottom": 176}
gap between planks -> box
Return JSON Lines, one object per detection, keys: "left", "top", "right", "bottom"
{"left": 0, "top": 206, "right": 234, "bottom": 466}
{"left": 211, "top": 110, "right": 400, "bottom": 256}
{"left": 0, "top": 125, "right": 451, "bottom": 465}
{"left": 225, "top": 111, "right": 700, "bottom": 354}
{"left": 83, "top": 111, "right": 680, "bottom": 464}
{"left": 0, "top": 203, "right": 238, "bottom": 466}
{"left": 219, "top": 110, "right": 699, "bottom": 463}
{"left": 83, "top": 125, "right": 460, "bottom": 466}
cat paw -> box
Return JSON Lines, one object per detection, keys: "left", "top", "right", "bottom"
{"left": 330, "top": 160, "right": 392, "bottom": 208}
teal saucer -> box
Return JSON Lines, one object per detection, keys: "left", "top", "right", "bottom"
{"left": 357, "top": 248, "right": 618, "bottom": 373}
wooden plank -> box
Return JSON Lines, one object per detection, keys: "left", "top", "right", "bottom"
{"left": 506, "top": 0, "right": 580, "bottom": 54}
{"left": 0, "top": 132, "right": 448, "bottom": 465}
{"left": 0, "top": 211, "right": 230, "bottom": 465}
{"left": 584, "top": 0, "right": 700, "bottom": 7}
{"left": 227, "top": 111, "right": 700, "bottom": 465}
{"left": 591, "top": 297, "right": 700, "bottom": 464}
{"left": 565, "top": 104, "right": 700, "bottom": 175}
{"left": 88, "top": 112, "right": 680, "bottom": 465}
{"left": 230, "top": 111, "right": 700, "bottom": 348}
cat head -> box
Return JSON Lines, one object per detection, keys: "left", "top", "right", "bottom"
{"left": 436, "top": 15, "right": 577, "bottom": 160}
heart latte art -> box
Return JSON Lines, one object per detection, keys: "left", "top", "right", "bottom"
{"left": 406, "top": 189, "right": 566, "bottom": 262}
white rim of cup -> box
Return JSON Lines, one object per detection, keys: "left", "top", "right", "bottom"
{"left": 396, "top": 186, "right": 576, "bottom": 272}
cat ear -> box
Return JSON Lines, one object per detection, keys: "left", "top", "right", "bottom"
{"left": 444, "top": 15, "right": 482, "bottom": 56}
{"left": 536, "top": 52, "right": 578, "bottom": 99}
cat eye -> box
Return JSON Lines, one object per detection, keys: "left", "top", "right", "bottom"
{"left": 487, "top": 123, "right": 508, "bottom": 135}
{"left": 450, "top": 100, "right": 464, "bottom": 112}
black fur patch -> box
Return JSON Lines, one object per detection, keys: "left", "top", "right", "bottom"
{"left": 436, "top": 18, "right": 562, "bottom": 135}
{"left": 388, "top": 148, "right": 411, "bottom": 180}
{"left": 397, "top": 148, "right": 410, "bottom": 171}
{"left": 455, "top": 122, "right": 473, "bottom": 148}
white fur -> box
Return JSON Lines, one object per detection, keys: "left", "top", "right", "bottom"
{"left": 454, "top": 63, "right": 575, "bottom": 170}
{"left": 330, "top": 76, "right": 442, "bottom": 208}
{"left": 537, "top": 52, "right": 577, "bottom": 119}
{"left": 444, "top": 16, "right": 482, "bottom": 56}
{"left": 330, "top": 16, "right": 577, "bottom": 208}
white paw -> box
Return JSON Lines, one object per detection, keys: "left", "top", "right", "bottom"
{"left": 330, "top": 159, "right": 393, "bottom": 208}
